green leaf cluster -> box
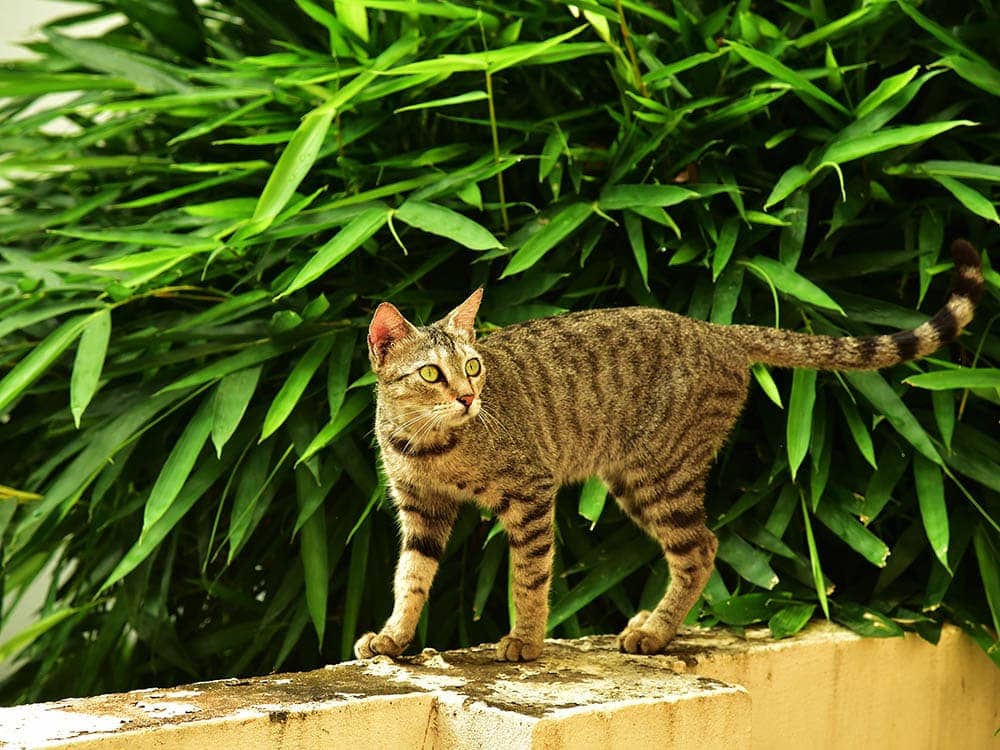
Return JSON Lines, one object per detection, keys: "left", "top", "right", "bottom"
{"left": 1, "top": 0, "right": 999, "bottom": 701}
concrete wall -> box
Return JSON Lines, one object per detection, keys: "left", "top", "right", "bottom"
{"left": 0, "top": 622, "right": 996, "bottom": 749}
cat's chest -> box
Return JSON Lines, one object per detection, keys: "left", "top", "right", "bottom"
{"left": 383, "top": 444, "right": 496, "bottom": 504}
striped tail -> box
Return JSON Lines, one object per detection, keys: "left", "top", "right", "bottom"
{"left": 730, "top": 239, "right": 984, "bottom": 371}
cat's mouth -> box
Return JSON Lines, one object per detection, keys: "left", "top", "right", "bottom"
{"left": 447, "top": 398, "right": 480, "bottom": 426}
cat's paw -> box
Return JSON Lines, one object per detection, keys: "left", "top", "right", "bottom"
{"left": 495, "top": 634, "right": 543, "bottom": 662}
{"left": 617, "top": 612, "right": 674, "bottom": 655}
{"left": 625, "top": 610, "right": 652, "bottom": 630}
{"left": 354, "top": 631, "right": 403, "bottom": 659}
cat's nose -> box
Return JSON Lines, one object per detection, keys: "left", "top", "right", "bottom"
{"left": 456, "top": 394, "right": 475, "bottom": 409}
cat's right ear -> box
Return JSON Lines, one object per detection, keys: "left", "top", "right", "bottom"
{"left": 368, "top": 302, "right": 416, "bottom": 370}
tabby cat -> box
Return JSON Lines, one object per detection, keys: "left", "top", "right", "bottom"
{"left": 354, "top": 240, "right": 983, "bottom": 662}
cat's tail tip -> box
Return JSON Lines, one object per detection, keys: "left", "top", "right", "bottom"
{"left": 949, "top": 239, "right": 984, "bottom": 306}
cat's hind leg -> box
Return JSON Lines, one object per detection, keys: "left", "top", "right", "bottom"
{"left": 605, "top": 463, "right": 718, "bottom": 655}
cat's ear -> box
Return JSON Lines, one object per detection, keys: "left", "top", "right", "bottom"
{"left": 438, "top": 288, "right": 483, "bottom": 342}
{"left": 368, "top": 302, "right": 416, "bottom": 369}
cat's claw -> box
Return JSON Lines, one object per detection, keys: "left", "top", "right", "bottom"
{"left": 495, "top": 634, "right": 543, "bottom": 662}
{"left": 617, "top": 611, "right": 673, "bottom": 655}
{"left": 354, "top": 631, "right": 403, "bottom": 659}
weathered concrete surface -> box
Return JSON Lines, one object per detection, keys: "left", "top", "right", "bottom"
{"left": 0, "top": 621, "right": 996, "bottom": 749}
{"left": 0, "top": 638, "right": 748, "bottom": 750}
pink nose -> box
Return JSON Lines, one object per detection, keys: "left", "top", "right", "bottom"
{"left": 456, "top": 394, "right": 475, "bottom": 408}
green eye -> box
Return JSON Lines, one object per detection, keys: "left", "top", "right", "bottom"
{"left": 465, "top": 358, "right": 481, "bottom": 377}
{"left": 419, "top": 365, "right": 441, "bottom": 383}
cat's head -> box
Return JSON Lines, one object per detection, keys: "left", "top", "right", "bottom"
{"left": 367, "top": 289, "right": 485, "bottom": 431}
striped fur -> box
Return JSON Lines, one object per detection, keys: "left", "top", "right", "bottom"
{"left": 730, "top": 240, "right": 983, "bottom": 369}
{"left": 354, "top": 240, "right": 983, "bottom": 662}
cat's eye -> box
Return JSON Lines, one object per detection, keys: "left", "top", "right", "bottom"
{"left": 464, "top": 358, "right": 481, "bottom": 377}
{"left": 418, "top": 365, "right": 442, "bottom": 383}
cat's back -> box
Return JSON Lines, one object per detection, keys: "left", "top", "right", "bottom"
{"left": 480, "top": 305, "right": 716, "bottom": 360}
{"left": 475, "top": 306, "right": 747, "bottom": 477}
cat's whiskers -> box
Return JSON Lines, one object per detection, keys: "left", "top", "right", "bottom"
{"left": 392, "top": 402, "right": 455, "bottom": 452}
{"left": 382, "top": 414, "right": 431, "bottom": 443}
{"left": 478, "top": 402, "right": 513, "bottom": 441}
{"left": 383, "top": 405, "right": 439, "bottom": 439}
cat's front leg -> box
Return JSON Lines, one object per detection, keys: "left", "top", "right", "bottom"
{"left": 354, "top": 487, "right": 457, "bottom": 660}
{"left": 496, "top": 489, "right": 556, "bottom": 662}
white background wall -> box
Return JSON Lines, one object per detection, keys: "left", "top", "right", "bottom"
{"left": 0, "top": 1, "right": 84, "bottom": 60}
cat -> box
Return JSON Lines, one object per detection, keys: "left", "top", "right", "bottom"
{"left": 354, "top": 239, "right": 983, "bottom": 662}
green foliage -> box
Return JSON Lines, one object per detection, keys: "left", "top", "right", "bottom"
{"left": 1, "top": 0, "right": 999, "bottom": 702}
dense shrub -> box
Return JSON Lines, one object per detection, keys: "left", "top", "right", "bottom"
{"left": 0, "top": 0, "right": 998, "bottom": 702}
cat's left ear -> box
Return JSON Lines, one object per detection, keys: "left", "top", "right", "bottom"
{"left": 438, "top": 288, "right": 483, "bottom": 342}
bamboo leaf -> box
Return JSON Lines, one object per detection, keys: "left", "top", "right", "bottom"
{"left": 394, "top": 91, "right": 488, "bottom": 113}
{"left": 930, "top": 390, "right": 955, "bottom": 452}
{"left": 158, "top": 343, "right": 285, "bottom": 394}
{"left": 473, "top": 533, "right": 507, "bottom": 620}
{"left": 548, "top": 526, "right": 659, "bottom": 629}
{"left": 934, "top": 54, "right": 1000, "bottom": 96}
{"left": 249, "top": 107, "right": 334, "bottom": 234}
{"left": 578, "top": 477, "right": 607, "bottom": 528}
{"left": 0, "top": 316, "right": 89, "bottom": 415}
{"left": 821, "top": 121, "right": 976, "bottom": 165}
{"left": 395, "top": 199, "right": 503, "bottom": 250}
{"left": 46, "top": 31, "right": 190, "bottom": 93}
{"left": 102, "top": 452, "right": 229, "bottom": 591}
{"left": 885, "top": 160, "right": 1000, "bottom": 183}
{"left": 726, "top": 41, "right": 849, "bottom": 118}
{"left": 623, "top": 211, "right": 648, "bottom": 289}
{"left": 973, "top": 526, "right": 1000, "bottom": 637}
{"left": 598, "top": 184, "right": 700, "bottom": 210}
{"left": 70, "top": 309, "right": 111, "bottom": 427}
{"left": 340, "top": 518, "right": 371, "bottom": 660}
{"left": 752, "top": 363, "right": 783, "bottom": 408}
{"left": 836, "top": 392, "right": 877, "bottom": 469}
{"left": 297, "top": 391, "right": 370, "bottom": 464}
{"left": 845, "top": 371, "right": 942, "bottom": 466}
{"left": 855, "top": 65, "right": 919, "bottom": 117}
{"left": 787, "top": 368, "right": 817, "bottom": 481}
{"left": 815, "top": 495, "right": 890, "bottom": 567}
{"left": 833, "top": 601, "right": 904, "bottom": 637}
{"left": 277, "top": 206, "right": 389, "bottom": 297}
{"left": 261, "top": 338, "right": 334, "bottom": 441}
{"left": 711, "top": 593, "right": 775, "bottom": 626}
{"left": 765, "top": 165, "right": 812, "bottom": 208}
{"left": 501, "top": 202, "right": 592, "bottom": 278}
{"left": 929, "top": 175, "right": 1000, "bottom": 225}
{"left": 717, "top": 532, "right": 780, "bottom": 589}
{"left": 743, "top": 256, "right": 845, "bottom": 313}
{"left": 327, "top": 330, "right": 357, "bottom": 420}
{"left": 860, "top": 446, "right": 910, "bottom": 524}
{"left": 0, "top": 608, "right": 83, "bottom": 663}
{"left": 801, "top": 493, "right": 830, "bottom": 619}
{"left": 211, "top": 366, "right": 262, "bottom": 457}
{"left": 769, "top": 603, "right": 815, "bottom": 639}
{"left": 712, "top": 216, "right": 740, "bottom": 281}
{"left": 141, "top": 396, "right": 214, "bottom": 534}
{"left": 298, "top": 471, "right": 329, "bottom": 647}
{"left": 335, "top": 0, "right": 369, "bottom": 41}
{"left": 228, "top": 442, "right": 279, "bottom": 561}
{"left": 913, "top": 454, "right": 950, "bottom": 571}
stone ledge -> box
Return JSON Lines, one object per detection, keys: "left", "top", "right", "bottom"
{"left": 0, "top": 621, "right": 996, "bottom": 749}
